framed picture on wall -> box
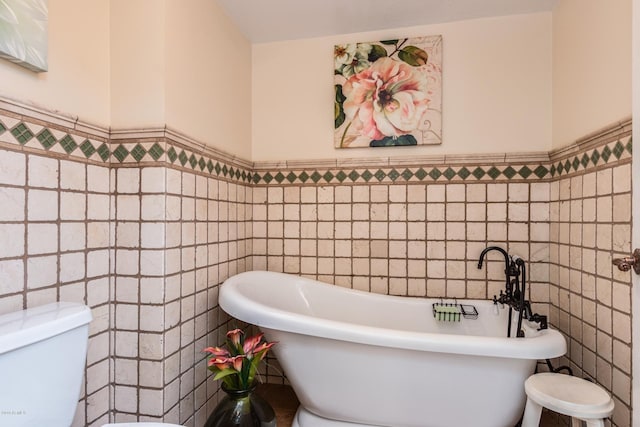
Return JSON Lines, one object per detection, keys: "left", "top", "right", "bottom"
{"left": 0, "top": 0, "right": 48, "bottom": 72}
{"left": 334, "top": 35, "right": 442, "bottom": 148}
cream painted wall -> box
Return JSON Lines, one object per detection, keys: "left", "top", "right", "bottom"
{"left": 552, "top": 0, "right": 632, "bottom": 149}
{"left": 0, "top": 0, "right": 110, "bottom": 126}
{"left": 252, "top": 13, "right": 552, "bottom": 162}
{"left": 110, "top": 0, "right": 166, "bottom": 129}
{"left": 165, "top": 0, "right": 252, "bottom": 159}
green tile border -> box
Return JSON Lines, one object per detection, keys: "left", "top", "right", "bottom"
{"left": 0, "top": 113, "right": 631, "bottom": 187}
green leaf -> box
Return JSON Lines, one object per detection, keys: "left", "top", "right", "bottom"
{"left": 380, "top": 39, "right": 399, "bottom": 45}
{"left": 398, "top": 46, "right": 429, "bottom": 66}
{"left": 369, "top": 135, "right": 418, "bottom": 147}
{"left": 368, "top": 44, "right": 388, "bottom": 63}
{"left": 213, "top": 369, "right": 238, "bottom": 381}
{"left": 335, "top": 85, "right": 346, "bottom": 129}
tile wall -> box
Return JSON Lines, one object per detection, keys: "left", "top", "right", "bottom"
{"left": 0, "top": 101, "right": 253, "bottom": 427}
{"left": 548, "top": 126, "right": 633, "bottom": 426}
{"left": 0, "top": 97, "right": 633, "bottom": 427}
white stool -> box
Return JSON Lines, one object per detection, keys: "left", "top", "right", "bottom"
{"left": 521, "top": 373, "right": 614, "bottom": 427}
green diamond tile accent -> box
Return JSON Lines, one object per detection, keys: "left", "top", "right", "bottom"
{"left": 262, "top": 172, "right": 273, "bottom": 183}
{"left": 36, "top": 129, "right": 56, "bottom": 149}
{"left": 457, "top": 167, "right": 470, "bottom": 180}
{"left": 11, "top": 123, "right": 34, "bottom": 144}
{"left": 79, "top": 139, "right": 96, "bottom": 158}
{"left": 487, "top": 167, "right": 501, "bottom": 180}
{"left": 229, "top": 167, "right": 235, "bottom": 177}
{"left": 214, "top": 162, "right": 222, "bottom": 174}
{"left": 252, "top": 173, "right": 261, "bottom": 184}
{"left": 178, "top": 150, "right": 188, "bottom": 166}
{"left": 348, "top": 170, "right": 360, "bottom": 181}
{"left": 130, "top": 144, "right": 147, "bottom": 162}
{"left": 336, "top": 171, "right": 347, "bottom": 182}
{"left": 429, "top": 168, "right": 441, "bottom": 180}
{"left": 361, "top": 170, "right": 373, "bottom": 182}
{"left": 472, "top": 167, "right": 486, "bottom": 179}
{"left": 580, "top": 154, "right": 589, "bottom": 168}
{"left": 198, "top": 157, "right": 206, "bottom": 171}
{"left": 246, "top": 172, "right": 252, "bottom": 182}
{"left": 286, "top": 172, "right": 297, "bottom": 183}
{"left": 550, "top": 164, "right": 557, "bottom": 176}
{"left": 612, "top": 141, "right": 625, "bottom": 159}
{"left": 502, "top": 166, "right": 516, "bottom": 179}
{"left": 241, "top": 171, "right": 247, "bottom": 181}
{"left": 533, "top": 165, "right": 548, "bottom": 179}
{"left": 207, "top": 160, "right": 214, "bottom": 173}
{"left": 388, "top": 169, "right": 400, "bottom": 181}
{"left": 442, "top": 167, "right": 456, "bottom": 180}
{"left": 59, "top": 135, "right": 78, "bottom": 154}
{"left": 374, "top": 169, "right": 386, "bottom": 181}
{"left": 148, "top": 143, "right": 165, "bottom": 161}
{"left": 323, "top": 171, "right": 334, "bottom": 182}
{"left": 188, "top": 154, "right": 198, "bottom": 169}
{"left": 571, "top": 157, "right": 580, "bottom": 171}
{"left": 222, "top": 165, "right": 229, "bottom": 176}
{"left": 274, "top": 172, "right": 285, "bottom": 183}
{"left": 518, "top": 166, "right": 532, "bottom": 178}
{"left": 0, "top": 121, "right": 6, "bottom": 134}
{"left": 167, "top": 146, "right": 178, "bottom": 163}
{"left": 563, "top": 160, "right": 571, "bottom": 172}
{"left": 112, "top": 145, "right": 129, "bottom": 162}
{"left": 235, "top": 169, "right": 241, "bottom": 179}
{"left": 626, "top": 139, "right": 632, "bottom": 154}
{"left": 310, "top": 171, "right": 322, "bottom": 183}
{"left": 97, "top": 143, "right": 110, "bottom": 161}
{"left": 298, "top": 171, "right": 309, "bottom": 183}
{"left": 414, "top": 168, "right": 427, "bottom": 180}
{"left": 590, "top": 150, "right": 600, "bottom": 165}
{"left": 401, "top": 168, "right": 413, "bottom": 181}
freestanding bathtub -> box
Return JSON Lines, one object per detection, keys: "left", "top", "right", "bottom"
{"left": 220, "top": 271, "right": 566, "bottom": 427}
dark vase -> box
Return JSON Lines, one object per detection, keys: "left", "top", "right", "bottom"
{"left": 204, "top": 383, "right": 277, "bottom": 427}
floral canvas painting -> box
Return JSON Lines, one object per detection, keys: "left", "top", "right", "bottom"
{"left": 334, "top": 35, "right": 442, "bottom": 148}
{"left": 0, "top": 0, "right": 48, "bottom": 72}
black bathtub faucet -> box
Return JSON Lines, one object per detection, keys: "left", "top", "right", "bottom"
{"left": 477, "top": 246, "right": 547, "bottom": 337}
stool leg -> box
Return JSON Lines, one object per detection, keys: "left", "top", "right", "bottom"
{"left": 521, "top": 398, "right": 543, "bottom": 427}
{"left": 584, "top": 419, "right": 605, "bottom": 427}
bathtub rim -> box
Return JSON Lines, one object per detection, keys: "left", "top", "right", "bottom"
{"left": 220, "top": 271, "right": 566, "bottom": 360}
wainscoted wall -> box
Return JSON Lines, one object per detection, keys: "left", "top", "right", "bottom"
{"left": 548, "top": 121, "right": 633, "bottom": 426}
{"left": 251, "top": 120, "right": 633, "bottom": 426}
{"left": 0, "top": 100, "right": 253, "bottom": 426}
{"left": 0, "top": 98, "right": 633, "bottom": 427}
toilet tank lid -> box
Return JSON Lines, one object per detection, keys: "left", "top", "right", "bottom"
{"left": 0, "top": 302, "right": 92, "bottom": 355}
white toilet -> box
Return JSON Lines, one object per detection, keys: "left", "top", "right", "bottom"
{"left": 0, "top": 302, "right": 184, "bottom": 427}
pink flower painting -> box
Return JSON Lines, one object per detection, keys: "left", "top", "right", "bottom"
{"left": 334, "top": 36, "right": 442, "bottom": 148}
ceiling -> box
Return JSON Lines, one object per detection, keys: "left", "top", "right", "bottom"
{"left": 216, "top": 0, "right": 558, "bottom": 44}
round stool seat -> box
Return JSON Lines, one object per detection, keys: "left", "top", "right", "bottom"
{"left": 524, "top": 373, "right": 614, "bottom": 423}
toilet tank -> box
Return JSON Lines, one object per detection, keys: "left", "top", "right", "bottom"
{"left": 0, "top": 302, "right": 92, "bottom": 427}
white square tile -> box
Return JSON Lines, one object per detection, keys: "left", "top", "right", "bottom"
{"left": 60, "top": 252, "right": 85, "bottom": 283}
{"left": 141, "top": 223, "right": 165, "bottom": 249}
{"left": 87, "top": 222, "right": 110, "bottom": 248}
{"left": 60, "top": 192, "right": 86, "bottom": 220}
{"left": 26, "top": 255, "right": 58, "bottom": 289}
{"left": 116, "top": 249, "right": 139, "bottom": 275}
{"left": 116, "top": 222, "right": 140, "bottom": 248}
{"left": 0, "top": 259, "right": 24, "bottom": 294}
{"left": 140, "top": 250, "right": 165, "bottom": 276}
{"left": 60, "top": 160, "right": 86, "bottom": 191}
{"left": 27, "top": 189, "right": 58, "bottom": 221}
{"left": 141, "top": 195, "right": 166, "bottom": 221}
{"left": 60, "top": 222, "right": 85, "bottom": 251}
{"left": 87, "top": 194, "right": 110, "bottom": 220}
{"left": 0, "top": 149, "right": 25, "bottom": 185}
{"left": 0, "top": 223, "right": 24, "bottom": 258}
{"left": 182, "top": 172, "right": 195, "bottom": 196}
{"left": 28, "top": 155, "right": 58, "bottom": 188}
{"left": 87, "top": 165, "right": 110, "bottom": 193}
{"left": 141, "top": 167, "right": 166, "bottom": 193}
{"left": 0, "top": 187, "right": 25, "bottom": 221}
{"left": 116, "top": 195, "right": 140, "bottom": 221}
{"left": 117, "top": 168, "right": 140, "bottom": 193}
{"left": 87, "top": 250, "right": 110, "bottom": 278}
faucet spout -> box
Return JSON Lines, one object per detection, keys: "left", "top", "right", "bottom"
{"left": 477, "top": 246, "right": 510, "bottom": 271}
